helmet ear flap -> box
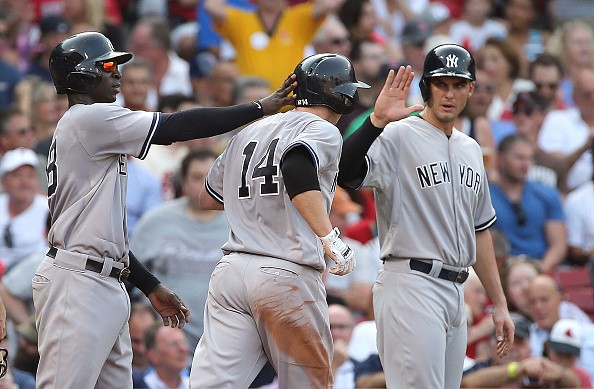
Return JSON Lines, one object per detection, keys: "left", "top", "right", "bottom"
{"left": 66, "top": 72, "right": 101, "bottom": 93}
{"left": 420, "top": 77, "right": 429, "bottom": 102}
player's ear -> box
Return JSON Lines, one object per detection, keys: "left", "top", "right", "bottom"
{"left": 468, "top": 81, "right": 475, "bottom": 97}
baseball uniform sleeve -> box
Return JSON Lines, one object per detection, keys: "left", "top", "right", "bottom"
{"left": 362, "top": 122, "right": 402, "bottom": 191}
{"left": 474, "top": 165, "right": 497, "bottom": 232}
{"left": 71, "top": 103, "right": 159, "bottom": 159}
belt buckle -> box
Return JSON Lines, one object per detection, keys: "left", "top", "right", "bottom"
{"left": 118, "top": 267, "right": 130, "bottom": 283}
{"left": 449, "top": 269, "right": 468, "bottom": 283}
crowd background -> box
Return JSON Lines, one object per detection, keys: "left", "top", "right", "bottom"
{"left": 0, "top": 0, "right": 593, "bottom": 388}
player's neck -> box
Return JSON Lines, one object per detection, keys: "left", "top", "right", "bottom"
{"left": 419, "top": 109, "right": 454, "bottom": 137}
{"left": 295, "top": 107, "right": 341, "bottom": 125}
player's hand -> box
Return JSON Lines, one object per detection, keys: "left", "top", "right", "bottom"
{"left": 259, "top": 73, "right": 297, "bottom": 115}
{"left": 147, "top": 284, "right": 191, "bottom": 329}
{"left": 320, "top": 227, "right": 356, "bottom": 276}
{"left": 492, "top": 305, "right": 514, "bottom": 357}
{"left": 370, "top": 65, "right": 424, "bottom": 128}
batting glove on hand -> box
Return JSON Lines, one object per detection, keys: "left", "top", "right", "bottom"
{"left": 320, "top": 227, "right": 356, "bottom": 276}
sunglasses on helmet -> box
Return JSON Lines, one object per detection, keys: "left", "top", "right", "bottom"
{"left": 99, "top": 61, "right": 118, "bottom": 73}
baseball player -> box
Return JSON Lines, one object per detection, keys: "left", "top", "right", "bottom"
{"left": 338, "top": 44, "right": 515, "bottom": 388}
{"left": 189, "top": 53, "right": 368, "bottom": 389}
{"left": 33, "top": 31, "right": 295, "bottom": 389}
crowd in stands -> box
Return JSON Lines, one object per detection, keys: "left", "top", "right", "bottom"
{"left": 0, "top": 0, "right": 593, "bottom": 387}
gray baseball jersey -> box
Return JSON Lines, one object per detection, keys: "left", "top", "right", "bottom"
{"left": 361, "top": 115, "right": 496, "bottom": 267}
{"left": 205, "top": 110, "right": 341, "bottom": 270}
{"left": 46, "top": 103, "right": 160, "bottom": 262}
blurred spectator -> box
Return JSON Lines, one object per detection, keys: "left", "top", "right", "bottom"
{"left": 503, "top": 0, "right": 549, "bottom": 77}
{"left": 370, "top": 0, "right": 427, "bottom": 54}
{"left": 206, "top": 0, "right": 340, "bottom": 90}
{"left": 0, "top": 13, "right": 22, "bottom": 109}
{"left": 399, "top": 17, "right": 432, "bottom": 106}
{"left": 501, "top": 256, "right": 592, "bottom": 324}
{"left": 10, "top": 315, "right": 38, "bottom": 389}
{"left": 545, "top": 318, "right": 593, "bottom": 388}
{"left": 461, "top": 312, "right": 580, "bottom": 388}
{"left": 126, "top": 156, "right": 162, "bottom": 239}
{"left": 337, "top": 38, "right": 388, "bottom": 134}
{"left": 329, "top": 304, "right": 356, "bottom": 389}
{"left": 338, "top": 0, "right": 379, "bottom": 43}
{"left": 537, "top": 68, "right": 594, "bottom": 195}
{"left": 311, "top": 14, "right": 352, "bottom": 57}
{"left": 480, "top": 37, "right": 533, "bottom": 122}
{"left": 527, "top": 275, "right": 594, "bottom": 381}
{"left": 325, "top": 187, "right": 374, "bottom": 316}
{"left": 128, "top": 15, "right": 193, "bottom": 110}
{"left": 0, "top": 148, "right": 48, "bottom": 270}
{"left": 465, "top": 268, "right": 494, "bottom": 361}
{"left": 564, "top": 153, "right": 594, "bottom": 267}
{"left": 420, "top": 2, "right": 452, "bottom": 36}
{"left": 136, "top": 322, "right": 190, "bottom": 389}
{"left": 118, "top": 58, "right": 154, "bottom": 111}
{"left": 170, "top": 22, "right": 199, "bottom": 64}
{"left": 0, "top": 213, "right": 49, "bottom": 326}
{"left": 26, "top": 14, "right": 70, "bottom": 82}
{"left": 528, "top": 53, "right": 566, "bottom": 111}
{"left": 0, "top": 106, "right": 48, "bottom": 193}
{"left": 201, "top": 60, "right": 239, "bottom": 108}
{"left": 546, "top": 20, "right": 594, "bottom": 108}
{"left": 232, "top": 76, "right": 271, "bottom": 106}
{"left": 29, "top": 80, "right": 60, "bottom": 157}
{"left": 131, "top": 149, "right": 228, "bottom": 361}
{"left": 449, "top": 0, "right": 507, "bottom": 53}
{"left": 130, "top": 303, "right": 158, "bottom": 384}
{"left": 490, "top": 134, "right": 567, "bottom": 272}
{"left": 62, "top": 0, "right": 126, "bottom": 51}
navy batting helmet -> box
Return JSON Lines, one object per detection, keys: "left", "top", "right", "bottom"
{"left": 49, "top": 32, "right": 133, "bottom": 94}
{"left": 419, "top": 44, "right": 476, "bottom": 101}
{"left": 294, "top": 54, "right": 370, "bottom": 114}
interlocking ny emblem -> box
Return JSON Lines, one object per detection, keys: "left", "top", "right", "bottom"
{"left": 445, "top": 54, "right": 459, "bottom": 68}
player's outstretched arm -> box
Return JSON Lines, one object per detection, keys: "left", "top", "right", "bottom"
{"left": 0, "top": 297, "right": 6, "bottom": 340}
{"left": 151, "top": 74, "right": 297, "bottom": 145}
{"left": 147, "top": 284, "right": 191, "bottom": 329}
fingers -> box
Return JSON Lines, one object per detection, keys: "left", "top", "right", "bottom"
{"left": 383, "top": 69, "right": 395, "bottom": 91}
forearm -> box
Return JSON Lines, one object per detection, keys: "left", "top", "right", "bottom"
{"left": 541, "top": 222, "right": 567, "bottom": 272}
{"left": 355, "top": 373, "right": 386, "bottom": 388}
{"left": 474, "top": 230, "right": 507, "bottom": 308}
{"left": 205, "top": 0, "right": 227, "bottom": 22}
{"left": 0, "top": 284, "right": 28, "bottom": 325}
{"left": 338, "top": 117, "right": 381, "bottom": 187}
{"left": 127, "top": 251, "right": 161, "bottom": 296}
{"left": 291, "top": 190, "right": 332, "bottom": 237}
{"left": 461, "top": 365, "right": 515, "bottom": 388}
{"left": 152, "top": 103, "right": 262, "bottom": 145}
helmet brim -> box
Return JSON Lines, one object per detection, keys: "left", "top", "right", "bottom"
{"left": 94, "top": 51, "right": 133, "bottom": 65}
{"left": 425, "top": 71, "right": 475, "bottom": 81}
{"left": 331, "top": 80, "right": 371, "bottom": 98}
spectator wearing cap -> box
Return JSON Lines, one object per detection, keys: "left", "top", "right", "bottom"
{"left": 461, "top": 313, "right": 581, "bottom": 388}
{"left": 545, "top": 319, "right": 593, "bottom": 388}
{"left": 420, "top": 2, "right": 452, "bottom": 36}
{"left": 27, "top": 15, "right": 71, "bottom": 82}
{"left": 490, "top": 134, "right": 567, "bottom": 272}
{"left": 449, "top": 0, "right": 507, "bottom": 52}
{"left": 399, "top": 18, "right": 432, "bottom": 106}
{"left": 537, "top": 67, "right": 594, "bottom": 195}
{"left": 0, "top": 106, "right": 49, "bottom": 194}
{"left": 0, "top": 148, "right": 48, "bottom": 272}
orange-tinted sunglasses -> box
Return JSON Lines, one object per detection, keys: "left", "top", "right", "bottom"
{"left": 100, "top": 61, "right": 118, "bottom": 73}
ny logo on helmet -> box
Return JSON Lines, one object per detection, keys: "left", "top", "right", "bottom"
{"left": 445, "top": 54, "right": 459, "bottom": 68}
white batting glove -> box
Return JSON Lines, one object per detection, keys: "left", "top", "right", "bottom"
{"left": 320, "top": 227, "right": 356, "bottom": 276}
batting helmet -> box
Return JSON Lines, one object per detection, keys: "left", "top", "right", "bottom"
{"left": 419, "top": 44, "right": 476, "bottom": 101}
{"left": 49, "top": 32, "right": 133, "bottom": 94}
{"left": 294, "top": 54, "right": 370, "bottom": 114}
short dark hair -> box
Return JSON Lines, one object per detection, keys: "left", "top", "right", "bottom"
{"left": 143, "top": 321, "right": 162, "bottom": 350}
{"left": 528, "top": 53, "right": 564, "bottom": 78}
{"left": 157, "top": 94, "right": 195, "bottom": 112}
{"left": 498, "top": 133, "right": 530, "bottom": 154}
{"left": 179, "top": 148, "right": 219, "bottom": 179}
{"left": 232, "top": 76, "right": 270, "bottom": 105}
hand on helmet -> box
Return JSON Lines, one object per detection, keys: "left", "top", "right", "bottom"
{"left": 320, "top": 227, "right": 356, "bottom": 276}
{"left": 259, "top": 74, "right": 297, "bottom": 115}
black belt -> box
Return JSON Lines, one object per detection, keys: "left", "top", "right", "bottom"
{"left": 409, "top": 259, "right": 469, "bottom": 284}
{"left": 47, "top": 247, "right": 130, "bottom": 282}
